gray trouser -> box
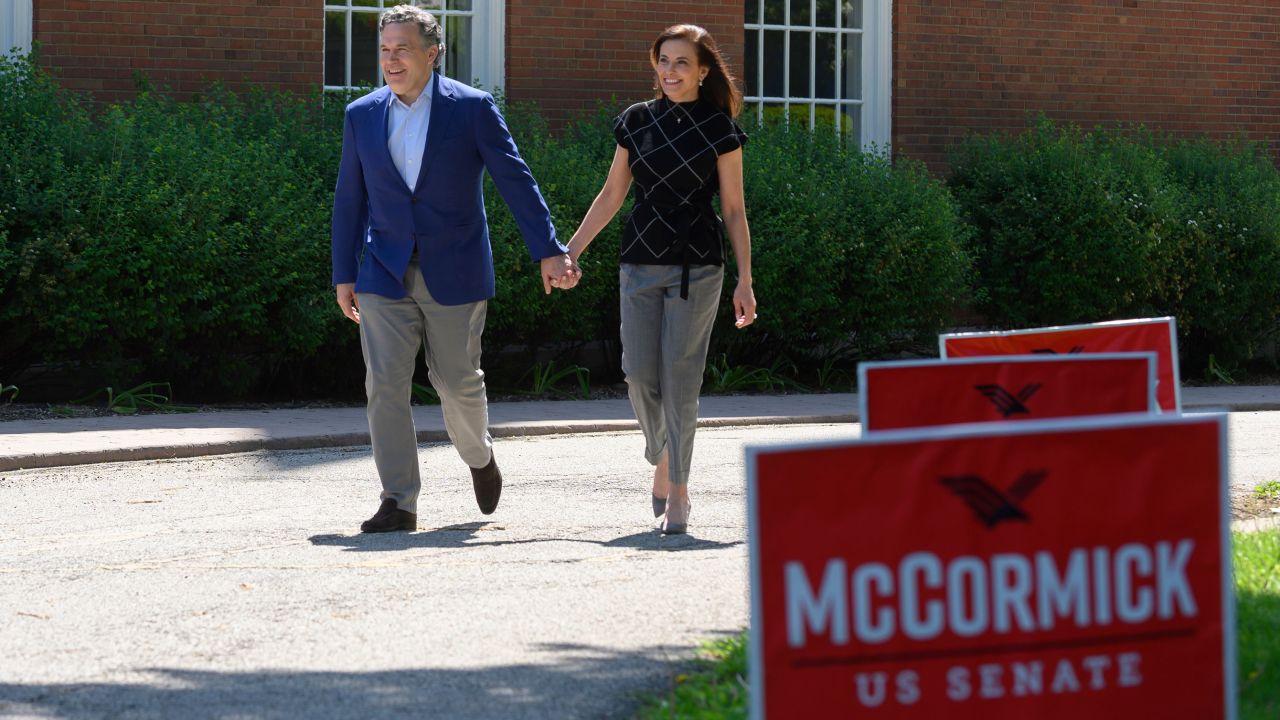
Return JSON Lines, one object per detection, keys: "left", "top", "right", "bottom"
{"left": 619, "top": 263, "right": 724, "bottom": 486}
{"left": 356, "top": 262, "right": 492, "bottom": 514}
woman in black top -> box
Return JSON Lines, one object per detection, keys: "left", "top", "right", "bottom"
{"left": 567, "top": 24, "right": 756, "bottom": 534}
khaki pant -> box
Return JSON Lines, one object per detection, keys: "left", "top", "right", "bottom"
{"left": 357, "top": 262, "right": 492, "bottom": 514}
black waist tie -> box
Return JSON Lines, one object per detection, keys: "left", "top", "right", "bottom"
{"left": 647, "top": 200, "right": 714, "bottom": 300}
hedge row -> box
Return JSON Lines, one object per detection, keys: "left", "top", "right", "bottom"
{"left": 949, "top": 117, "right": 1280, "bottom": 373}
{"left": 3, "top": 52, "right": 1277, "bottom": 399}
{"left": 0, "top": 54, "right": 970, "bottom": 399}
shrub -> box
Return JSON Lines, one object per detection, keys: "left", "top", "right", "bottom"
{"left": 1, "top": 58, "right": 974, "bottom": 397}
{"left": 735, "top": 119, "right": 971, "bottom": 365}
{"left": 0, "top": 53, "right": 346, "bottom": 397}
{"left": 1156, "top": 138, "right": 1280, "bottom": 372}
{"left": 484, "top": 100, "right": 624, "bottom": 355}
{"left": 949, "top": 117, "right": 1280, "bottom": 373}
{"left": 948, "top": 117, "right": 1171, "bottom": 329}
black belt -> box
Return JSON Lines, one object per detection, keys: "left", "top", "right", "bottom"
{"left": 645, "top": 201, "right": 713, "bottom": 300}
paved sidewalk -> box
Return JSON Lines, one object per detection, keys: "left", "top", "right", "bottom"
{"left": 1, "top": 386, "right": 1278, "bottom": 471}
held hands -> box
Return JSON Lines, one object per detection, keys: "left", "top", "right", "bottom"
{"left": 335, "top": 282, "right": 360, "bottom": 324}
{"left": 733, "top": 280, "right": 757, "bottom": 329}
{"left": 541, "top": 253, "right": 582, "bottom": 294}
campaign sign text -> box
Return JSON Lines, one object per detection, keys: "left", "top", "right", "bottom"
{"left": 858, "top": 353, "right": 1157, "bottom": 432}
{"left": 940, "top": 317, "right": 1180, "bottom": 412}
{"left": 746, "top": 414, "right": 1232, "bottom": 719}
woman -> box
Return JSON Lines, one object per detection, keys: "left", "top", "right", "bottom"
{"left": 567, "top": 24, "right": 756, "bottom": 534}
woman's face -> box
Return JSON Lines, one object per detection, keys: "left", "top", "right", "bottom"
{"left": 655, "top": 38, "right": 707, "bottom": 103}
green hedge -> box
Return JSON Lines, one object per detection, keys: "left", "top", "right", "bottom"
{"left": 949, "top": 117, "right": 1280, "bottom": 373}
{"left": 735, "top": 119, "right": 970, "bottom": 364}
{"left": 0, "top": 54, "right": 346, "bottom": 396}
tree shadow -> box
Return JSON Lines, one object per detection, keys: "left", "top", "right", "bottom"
{"left": 307, "top": 525, "right": 742, "bottom": 553}
{"left": 0, "top": 643, "right": 693, "bottom": 719}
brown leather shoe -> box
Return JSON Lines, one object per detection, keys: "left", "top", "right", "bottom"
{"left": 360, "top": 499, "right": 417, "bottom": 533}
{"left": 470, "top": 453, "right": 503, "bottom": 515}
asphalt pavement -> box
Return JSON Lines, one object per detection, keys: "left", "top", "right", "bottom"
{"left": 1, "top": 387, "right": 1278, "bottom": 719}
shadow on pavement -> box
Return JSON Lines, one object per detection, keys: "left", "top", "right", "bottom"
{"left": 307, "top": 525, "right": 742, "bottom": 553}
{"left": 0, "top": 645, "right": 685, "bottom": 720}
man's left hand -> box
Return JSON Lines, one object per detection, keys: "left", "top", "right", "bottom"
{"left": 541, "top": 253, "right": 582, "bottom": 294}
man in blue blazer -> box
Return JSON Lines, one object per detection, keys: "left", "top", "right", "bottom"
{"left": 331, "top": 5, "right": 580, "bottom": 533}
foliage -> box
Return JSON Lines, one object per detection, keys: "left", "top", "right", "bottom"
{"left": 0, "top": 52, "right": 347, "bottom": 398}
{"left": 1235, "top": 529, "right": 1280, "bottom": 720}
{"left": 734, "top": 117, "right": 972, "bottom": 367}
{"left": 949, "top": 117, "right": 1280, "bottom": 374}
{"left": 485, "top": 100, "right": 624, "bottom": 353}
{"left": 10, "top": 52, "right": 1277, "bottom": 401}
{"left": 522, "top": 359, "right": 591, "bottom": 399}
{"left": 74, "top": 381, "right": 196, "bottom": 414}
{"left": 948, "top": 117, "right": 1170, "bottom": 329}
{"left": 0, "top": 382, "right": 17, "bottom": 403}
{"left": 703, "top": 354, "right": 804, "bottom": 394}
{"left": 634, "top": 632, "right": 748, "bottom": 720}
{"left": 1155, "top": 137, "right": 1280, "bottom": 373}
{"left": 1204, "top": 354, "right": 1236, "bottom": 385}
{"left": 1254, "top": 481, "right": 1280, "bottom": 502}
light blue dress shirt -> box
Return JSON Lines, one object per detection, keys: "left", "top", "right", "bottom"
{"left": 386, "top": 73, "right": 434, "bottom": 190}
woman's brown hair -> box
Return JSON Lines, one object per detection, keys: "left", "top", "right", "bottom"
{"left": 651, "top": 24, "right": 743, "bottom": 118}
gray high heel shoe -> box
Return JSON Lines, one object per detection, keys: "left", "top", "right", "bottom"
{"left": 652, "top": 494, "right": 667, "bottom": 518}
{"left": 660, "top": 502, "right": 690, "bottom": 535}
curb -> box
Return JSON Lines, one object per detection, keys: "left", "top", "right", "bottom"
{"left": 0, "top": 413, "right": 857, "bottom": 472}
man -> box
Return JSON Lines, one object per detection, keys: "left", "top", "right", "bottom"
{"left": 331, "top": 4, "right": 579, "bottom": 533}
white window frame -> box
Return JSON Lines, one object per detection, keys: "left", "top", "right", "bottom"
{"left": 322, "top": 0, "right": 504, "bottom": 92}
{"left": 743, "top": 0, "right": 891, "bottom": 152}
{"left": 1, "top": 0, "right": 33, "bottom": 57}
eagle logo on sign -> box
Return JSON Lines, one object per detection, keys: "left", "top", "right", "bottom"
{"left": 974, "top": 383, "right": 1041, "bottom": 417}
{"left": 940, "top": 470, "right": 1048, "bottom": 527}
{"left": 1031, "top": 345, "right": 1085, "bottom": 354}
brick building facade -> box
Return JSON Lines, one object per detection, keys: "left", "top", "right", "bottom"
{"left": 9, "top": 1, "right": 1278, "bottom": 169}
{"left": 30, "top": 0, "right": 321, "bottom": 100}
{"left": 893, "top": 0, "right": 1280, "bottom": 169}
{"left": 504, "top": 1, "right": 741, "bottom": 124}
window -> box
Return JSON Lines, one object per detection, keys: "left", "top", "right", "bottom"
{"left": 0, "top": 0, "right": 33, "bottom": 58}
{"left": 323, "top": 0, "right": 504, "bottom": 92}
{"left": 743, "top": 0, "right": 891, "bottom": 150}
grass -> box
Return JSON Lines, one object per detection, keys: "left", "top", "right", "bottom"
{"left": 72, "top": 382, "right": 196, "bottom": 415}
{"left": 1256, "top": 481, "right": 1280, "bottom": 502}
{"left": 1237, "top": 529, "right": 1280, "bottom": 719}
{"left": 704, "top": 355, "right": 806, "bottom": 394}
{"left": 634, "top": 634, "right": 747, "bottom": 720}
{"left": 521, "top": 360, "right": 591, "bottom": 399}
{"left": 635, "top": 529, "right": 1280, "bottom": 719}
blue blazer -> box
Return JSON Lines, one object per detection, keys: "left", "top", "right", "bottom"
{"left": 331, "top": 75, "right": 565, "bottom": 304}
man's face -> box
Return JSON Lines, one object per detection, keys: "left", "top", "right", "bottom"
{"left": 380, "top": 21, "right": 438, "bottom": 103}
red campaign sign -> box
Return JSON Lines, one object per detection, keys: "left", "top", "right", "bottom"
{"left": 858, "top": 354, "right": 1158, "bottom": 432}
{"left": 940, "top": 318, "right": 1180, "bottom": 413}
{"left": 747, "top": 414, "right": 1232, "bottom": 719}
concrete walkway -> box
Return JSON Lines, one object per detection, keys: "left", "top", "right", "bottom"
{"left": 2, "top": 386, "right": 1278, "bottom": 471}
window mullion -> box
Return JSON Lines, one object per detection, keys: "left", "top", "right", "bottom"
{"left": 344, "top": 5, "right": 352, "bottom": 87}
{"left": 782, "top": 1, "right": 791, "bottom": 124}
{"left": 747, "top": 12, "right": 757, "bottom": 124}
{"left": 809, "top": 0, "right": 817, "bottom": 129}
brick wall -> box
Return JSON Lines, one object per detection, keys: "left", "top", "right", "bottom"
{"left": 505, "top": 1, "right": 745, "bottom": 126}
{"left": 894, "top": 1, "right": 1280, "bottom": 171}
{"left": 33, "top": 0, "right": 321, "bottom": 102}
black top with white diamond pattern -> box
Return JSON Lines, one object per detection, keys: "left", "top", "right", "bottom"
{"left": 612, "top": 97, "right": 748, "bottom": 267}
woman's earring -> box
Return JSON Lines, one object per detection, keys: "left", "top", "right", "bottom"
{"left": 698, "top": 79, "right": 704, "bottom": 87}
